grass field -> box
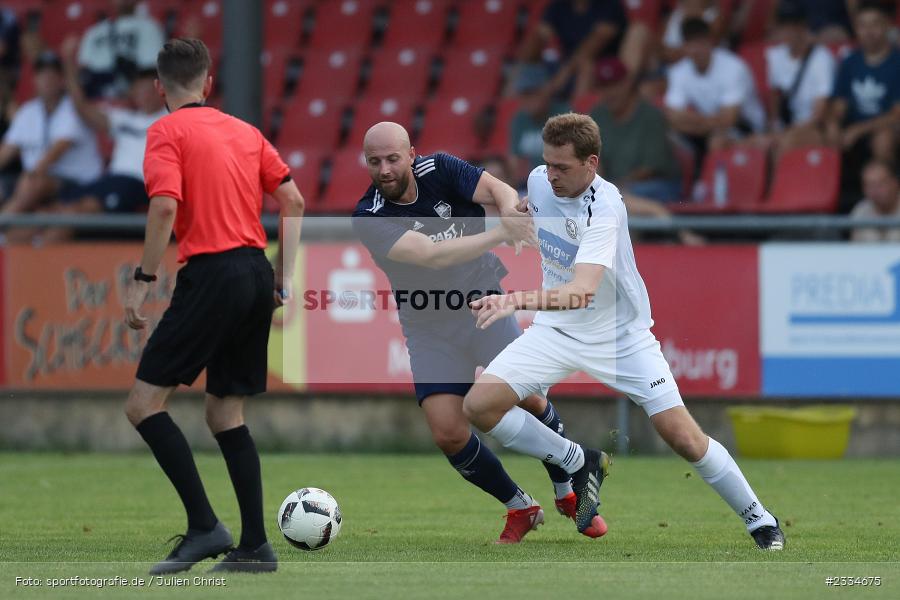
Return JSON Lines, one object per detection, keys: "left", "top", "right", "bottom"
{"left": 1, "top": 452, "right": 898, "bottom": 599}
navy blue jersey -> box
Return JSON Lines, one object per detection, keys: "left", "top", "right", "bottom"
{"left": 352, "top": 153, "right": 507, "bottom": 325}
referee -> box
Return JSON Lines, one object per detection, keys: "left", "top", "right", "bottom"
{"left": 123, "top": 39, "right": 303, "bottom": 574}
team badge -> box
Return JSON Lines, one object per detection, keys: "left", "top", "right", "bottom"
{"left": 565, "top": 218, "right": 578, "bottom": 239}
{"left": 434, "top": 201, "right": 452, "bottom": 219}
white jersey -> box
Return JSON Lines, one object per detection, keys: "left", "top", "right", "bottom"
{"left": 527, "top": 167, "right": 653, "bottom": 346}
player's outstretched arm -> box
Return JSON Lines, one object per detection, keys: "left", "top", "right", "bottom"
{"left": 472, "top": 171, "right": 537, "bottom": 252}
{"left": 386, "top": 225, "right": 510, "bottom": 270}
{"left": 271, "top": 179, "right": 305, "bottom": 306}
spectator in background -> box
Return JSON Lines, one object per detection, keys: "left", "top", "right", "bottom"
{"left": 850, "top": 160, "right": 900, "bottom": 242}
{"left": 9, "top": 37, "right": 167, "bottom": 245}
{"left": 0, "top": 7, "right": 21, "bottom": 78}
{"left": 591, "top": 58, "right": 682, "bottom": 203}
{"left": 765, "top": 1, "right": 836, "bottom": 157}
{"left": 0, "top": 51, "right": 102, "bottom": 221}
{"left": 790, "top": 0, "right": 855, "bottom": 44}
{"left": 518, "top": 0, "right": 649, "bottom": 95}
{"left": 661, "top": 0, "right": 728, "bottom": 64}
{"left": 78, "top": 0, "right": 164, "bottom": 99}
{"left": 827, "top": 1, "right": 900, "bottom": 206}
{"left": 664, "top": 18, "right": 765, "bottom": 174}
{"left": 508, "top": 64, "right": 571, "bottom": 188}
{"left": 0, "top": 69, "right": 19, "bottom": 200}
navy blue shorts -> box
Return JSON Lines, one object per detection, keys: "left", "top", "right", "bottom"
{"left": 64, "top": 174, "right": 149, "bottom": 212}
{"left": 403, "top": 314, "right": 523, "bottom": 404}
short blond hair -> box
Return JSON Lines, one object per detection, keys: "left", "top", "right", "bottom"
{"left": 542, "top": 113, "right": 601, "bottom": 161}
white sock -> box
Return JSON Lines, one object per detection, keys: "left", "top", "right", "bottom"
{"left": 692, "top": 437, "right": 778, "bottom": 532}
{"left": 487, "top": 407, "right": 585, "bottom": 474}
{"left": 504, "top": 487, "right": 534, "bottom": 510}
{"left": 553, "top": 480, "right": 574, "bottom": 499}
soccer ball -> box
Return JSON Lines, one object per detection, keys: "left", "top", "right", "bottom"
{"left": 277, "top": 487, "right": 342, "bottom": 551}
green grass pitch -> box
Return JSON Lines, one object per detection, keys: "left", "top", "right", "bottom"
{"left": 1, "top": 452, "right": 898, "bottom": 599}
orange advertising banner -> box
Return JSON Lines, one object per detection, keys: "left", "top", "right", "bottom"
{"left": 5, "top": 244, "right": 180, "bottom": 389}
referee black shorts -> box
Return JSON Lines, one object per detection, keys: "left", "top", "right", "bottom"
{"left": 136, "top": 247, "right": 275, "bottom": 397}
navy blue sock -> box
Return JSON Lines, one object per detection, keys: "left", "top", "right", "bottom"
{"left": 446, "top": 433, "right": 519, "bottom": 505}
{"left": 537, "top": 402, "right": 572, "bottom": 484}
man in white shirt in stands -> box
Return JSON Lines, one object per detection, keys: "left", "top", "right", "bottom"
{"left": 0, "top": 51, "right": 102, "bottom": 221}
{"left": 664, "top": 18, "right": 765, "bottom": 173}
{"left": 78, "top": 0, "right": 165, "bottom": 99}
{"left": 851, "top": 160, "right": 900, "bottom": 242}
{"left": 462, "top": 113, "right": 785, "bottom": 551}
{"left": 765, "top": 1, "right": 836, "bottom": 158}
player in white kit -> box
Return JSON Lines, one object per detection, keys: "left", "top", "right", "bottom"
{"left": 462, "top": 113, "right": 785, "bottom": 550}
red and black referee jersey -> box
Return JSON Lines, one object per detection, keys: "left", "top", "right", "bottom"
{"left": 143, "top": 103, "right": 290, "bottom": 262}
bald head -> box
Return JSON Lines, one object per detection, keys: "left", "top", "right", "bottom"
{"left": 363, "top": 121, "right": 411, "bottom": 154}
{"left": 363, "top": 122, "right": 416, "bottom": 203}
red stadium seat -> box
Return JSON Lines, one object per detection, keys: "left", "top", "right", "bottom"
{"left": 346, "top": 95, "right": 418, "bottom": 148}
{"left": 760, "top": 146, "right": 840, "bottom": 213}
{"left": 279, "top": 94, "right": 349, "bottom": 151}
{"left": 453, "top": 0, "right": 521, "bottom": 50}
{"left": 320, "top": 148, "right": 372, "bottom": 213}
{"left": 178, "top": 1, "right": 223, "bottom": 57}
{"left": 674, "top": 146, "right": 767, "bottom": 213}
{"left": 365, "top": 46, "right": 436, "bottom": 100}
{"left": 42, "top": 0, "right": 109, "bottom": 48}
{"left": 307, "top": 0, "right": 378, "bottom": 50}
{"left": 278, "top": 146, "right": 324, "bottom": 205}
{"left": 382, "top": 0, "right": 452, "bottom": 50}
{"left": 485, "top": 96, "right": 521, "bottom": 155}
{"left": 436, "top": 47, "right": 505, "bottom": 102}
{"left": 261, "top": 46, "right": 298, "bottom": 102}
{"left": 264, "top": 0, "right": 313, "bottom": 48}
{"left": 623, "top": 0, "right": 662, "bottom": 31}
{"left": 417, "top": 95, "right": 490, "bottom": 160}
{"left": 740, "top": 0, "right": 776, "bottom": 44}
{"left": 294, "top": 47, "right": 363, "bottom": 102}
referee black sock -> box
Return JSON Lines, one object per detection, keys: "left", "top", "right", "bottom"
{"left": 214, "top": 425, "right": 267, "bottom": 549}
{"left": 135, "top": 412, "right": 218, "bottom": 532}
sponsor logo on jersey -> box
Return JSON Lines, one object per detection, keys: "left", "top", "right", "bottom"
{"left": 538, "top": 229, "right": 578, "bottom": 268}
{"left": 434, "top": 201, "right": 452, "bottom": 219}
{"left": 565, "top": 218, "right": 578, "bottom": 239}
{"left": 428, "top": 222, "right": 465, "bottom": 242}
{"left": 649, "top": 377, "right": 666, "bottom": 389}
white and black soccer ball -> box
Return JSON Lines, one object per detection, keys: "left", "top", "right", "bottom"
{"left": 277, "top": 487, "right": 342, "bottom": 551}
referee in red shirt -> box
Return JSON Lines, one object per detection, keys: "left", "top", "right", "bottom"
{"left": 123, "top": 39, "right": 303, "bottom": 575}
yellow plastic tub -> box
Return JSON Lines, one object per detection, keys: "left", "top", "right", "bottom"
{"left": 727, "top": 405, "right": 856, "bottom": 459}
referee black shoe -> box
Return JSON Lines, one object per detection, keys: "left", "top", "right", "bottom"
{"left": 210, "top": 542, "right": 278, "bottom": 573}
{"left": 571, "top": 447, "right": 611, "bottom": 538}
{"left": 149, "top": 521, "right": 233, "bottom": 575}
{"left": 750, "top": 517, "right": 786, "bottom": 551}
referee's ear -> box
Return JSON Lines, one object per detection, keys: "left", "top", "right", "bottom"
{"left": 202, "top": 75, "right": 213, "bottom": 99}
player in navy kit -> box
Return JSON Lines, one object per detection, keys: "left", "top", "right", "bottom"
{"left": 352, "top": 122, "right": 577, "bottom": 543}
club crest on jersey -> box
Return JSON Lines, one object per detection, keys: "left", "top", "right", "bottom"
{"left": 565, "top": 218, "right": 578, "bottom": 239}
{"left": 434, "top": 201, "right": 452, "bottom": 219}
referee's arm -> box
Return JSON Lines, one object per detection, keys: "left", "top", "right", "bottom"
{"left": 125, "top": 196, "right": 177, "bottom": 329}
{"left": 270, "top": 178, "right": 305, "bottom": 306}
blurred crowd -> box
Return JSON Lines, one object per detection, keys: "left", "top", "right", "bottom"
{"left": 0, "top": 0, "right": 897, "bottom": 245}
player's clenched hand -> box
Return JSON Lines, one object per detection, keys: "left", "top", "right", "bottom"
{"left": 124, "top": 281, "right": 150, "bottom": 330}
{"left": 499, "top": 207, "right": 537, "bottom": 254}
{"left": 470, "top": 294, "right": 518, "bottom": 329}
{"left": 273, "top": 268, "right": 291, "bottom": 308}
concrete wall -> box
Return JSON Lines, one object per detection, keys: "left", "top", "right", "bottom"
{"left": 2, "top": 393, "right": 899, "bottom": 457}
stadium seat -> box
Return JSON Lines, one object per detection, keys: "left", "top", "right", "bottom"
{"left": 365, "top": 46, "right": 436, "bottom": 101}
{"left": 760, "top": 146, "right": 840, "bottom": 213}
{"left": 381, "top": 0, "right": 452, "bottom": 50}
{"left": 178, "top": 1, "right": 223, "bottom": 57}
{"left": 293, "top": 47, "right": 363, "bottom": 102}
{"left": 346, "top": 95, "right": 418, "bottom": 148}
{"left": 673, "top": 146, "right": 767, "bottom": 213}
{"left": 41, "top": 0, "right": 109, "bottom": 48}
{"left": 261, "top": 46, "right": 298, "bottom": 102}
{"left": 671, "top": 140, "right": 696, "bottom": 200}
{"left": 740, "top": 0, "right": 776, "bottom": 44}
{"left": 307, "top": 0, "right": 379, "bottom": 50}
{"left": 417, "top": 95, "right": 490, "bottom": 160}
{"left": 436, "top": 47, "right": 505, "bottom": 103}
{"left": 319, "top": 148, "right": 372, "bottom": 213}
{"left": 279, "top": 94, "right": 349, "bottom": 151}
{"left": 623, "top": 0, "right": 662, "bottom": 31}
{"left": 452, "top": 0, "right": 521, "bottom": 50}
{"left": 485, "top": 96, "right": 521, "bottom": 155}
{"left": 264, "top": 0, "right": 313, "bottom": 48}
{"left": 278, "top": 146, "right": 324, "bottom": 205}
{"left": 739, "top": 40, "right": 773, "bottom": 111}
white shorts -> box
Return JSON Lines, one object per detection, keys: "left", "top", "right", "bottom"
{"left": 482, "top": 324, "right": 684, "bottom": 417}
